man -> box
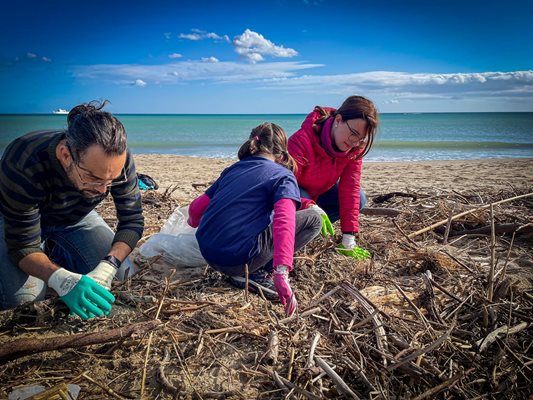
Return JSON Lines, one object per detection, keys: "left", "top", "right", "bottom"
{"left": 0, "top": 101, "right": 144, "bottom": 319}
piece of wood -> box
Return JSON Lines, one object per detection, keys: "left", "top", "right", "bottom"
{"left": 315, "top": 356, "right": 361, "bottom": 399}
{"left": 408, "top": 192, "right": 533, "bottom": 238}
{"left": 372, "top": 192, "right": 417, "bottom": 203}
{"left": 360, "top": 207, "right": 402, "bottom": 217}
{"left": 266, "top": 330, "right": 279, "bottom": 364}
{"left": 0, "top": 319, "right": 161, "bottom": 361}
{"left": 411, "top": 371, "right": 464, "bottom": 400}
{"left": 387, "top": 324, "right": 453, "bottom": 372}
{"left": 306, "top": 331, "right": 321, "bottom": 368}
{"left": 441, "top": 223, "right": 533, "bottom": 237}
{"left": 340, "top": 282, "right": 389, "bottom": 366}
{"left": 487, "top": 204, "right": 496, "bottom": 302}
{"left": 475, "top": 322, "right": 529, "bottom": 352}
{"left": 258, "top": 366, "right": 321, "bottom": 400}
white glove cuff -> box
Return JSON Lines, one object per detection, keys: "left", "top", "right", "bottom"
{"left": 342, "top": 233, "right": 356, "bottom": 249}
{"left": 273, "top": 265, "right": 290, "bottom": 276}
{"left": 48, "top": 268, "right": 81, "bottom": 297}
{"left": 87, "top": 261, "right": 117, "bottom": 290}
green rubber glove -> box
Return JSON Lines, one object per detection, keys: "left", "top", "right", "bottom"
{"left": 310, "top": 205, "right": 335, "bottom": 237}
{"left": 336, "top": 233, "right": 371, "bottom": 260}
{"left": 336, "top": 244, "right": 371, "bottom": 260}
{"left": 48, "top": 268, "right": 115, "bottom": 319}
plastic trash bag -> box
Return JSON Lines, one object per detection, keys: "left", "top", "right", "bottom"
{"left": 139, "top": 206, "right": 206, "bottom": 267}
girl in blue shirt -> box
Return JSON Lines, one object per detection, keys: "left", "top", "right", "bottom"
{"left": 188, "top": 122, "right": 322, "bottom": 316}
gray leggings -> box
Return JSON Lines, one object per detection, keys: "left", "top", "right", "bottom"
{"left": 209, "top": 208, "right": 322, "bottom": 277}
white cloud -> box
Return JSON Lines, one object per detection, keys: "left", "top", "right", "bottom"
{"left": 168, "top": 53, "right": 182, "bottom": 59}
{"left": 74, "top": 60, "right": 322, "bottom": 85}
{"left": 178, "top": 33, "right": 202, "bottom": 41}
{"left": 73, "top": 60, "right": 533, "bottom": 104}
{"left": 12, "top": 52, "right": 53, "bottom": 64}
{"left": 179, "top": 29, "right": 230, "bottom": 42}
{"left": 233, "top": 29, "right": 298, "bottom": 63}
{"left": 260, "top": 70, "right": 533, "bottom": 100}
{"left": 201, "top": 57, "right": 219, "bottom": 63}
{"left": 164, "top": 32, "right": 172, "bottom": 40}
{"left": 133, "top": 79, "right": 147, "bottom": 87}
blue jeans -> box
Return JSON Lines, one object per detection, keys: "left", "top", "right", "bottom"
{"left": 0, "top": 210, "right": 133, "bottom": 309}
{"left": 300, "top": 184, "right": 367, "bottom": 223}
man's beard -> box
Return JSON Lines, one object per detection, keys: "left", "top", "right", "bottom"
{"left": 65, "top": 164, "right": 103, "bottom": 199}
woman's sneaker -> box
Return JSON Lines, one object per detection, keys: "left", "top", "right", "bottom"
{"left": 228, "top": 268, "right": 278, "bottom": 300}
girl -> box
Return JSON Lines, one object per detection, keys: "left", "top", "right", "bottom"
{"left": 187, "top": 123, "right": 322, "bottom": 316}
{"left": 288, "top": 96, "right": 379, "bottom": 259}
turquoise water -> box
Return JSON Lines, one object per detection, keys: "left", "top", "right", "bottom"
{"left": 1, "top": 113, "right": 532, "bottom": 161}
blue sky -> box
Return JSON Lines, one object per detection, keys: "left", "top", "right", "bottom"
{"left": 1, "top": 0, "right": 532, "bottom": 113}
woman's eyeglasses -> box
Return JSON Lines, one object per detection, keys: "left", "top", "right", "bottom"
{"left": 345, "top": 121, "right": 367, "bottom": 145}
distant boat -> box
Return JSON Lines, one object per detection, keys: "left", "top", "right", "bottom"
{"left": 52, "top": 108, "right": 69, "bottom": 114}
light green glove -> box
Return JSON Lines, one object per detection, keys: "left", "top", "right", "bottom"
{"left": 48, "top": 268, "right": 115, "bottom": 319}
{"left": 310, "top": 205, "right": 335, "bottom": 237}
{"left": 336, "top": 244, "right": 371, "bottom": 260}
{"left": 336, "top": 233, "right": 371, "bottom": 260}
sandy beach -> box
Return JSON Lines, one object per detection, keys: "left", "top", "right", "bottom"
{"left": 133, "top": 155, "right": 533, "bottom": 204}
{"left": 2, "top": 155, "right": 532, "bottom": 399}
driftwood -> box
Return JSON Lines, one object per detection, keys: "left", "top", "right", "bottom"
{"left": 340, "top": 282, "right": 389, "bottom": 366}
{"left": 408, "top": 192, "right": 533, "bottom": 238}
{"left": 266, "top": 329, "right": 279, "bottom": 364}
{"left": 315, "top": 356, "right": 361, "bottom": 399}
{"left": 436, "top": 223, "right": 533, "bottom": 237}
{"left": 360, "top": 207, "right": 402, "bottom": 217}
{"left": 372, "top": 191, "right": 417, "bottom": 203}
{"left": 2, "top": 186, "right": 532, "bottom": 399}
{"left": 0, "top": 319, "right": 161, "bottom": 361}
{"left": 475, "top": 322, "right": 529, "bottom": 352}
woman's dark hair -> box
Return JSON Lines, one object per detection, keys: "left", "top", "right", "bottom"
{"left": 66, "top": 100, "right": 127, "bottom": 162}
{"left": 315, "top": 95, "right": 379, "bottom": 159}
{"left": 238, "top": 122, "right": 296, "bottom": 173}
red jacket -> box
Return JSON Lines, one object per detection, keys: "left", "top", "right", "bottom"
{"left": 288, "top": 107, "right": 364, "bottom": 233}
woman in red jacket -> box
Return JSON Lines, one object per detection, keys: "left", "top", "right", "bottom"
{"left": 288, "top": 95, "right": 379, "bottom": 258}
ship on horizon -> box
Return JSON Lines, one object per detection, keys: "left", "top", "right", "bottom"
{"left": 52, "top": 108, "right": 69, "bottom": 114}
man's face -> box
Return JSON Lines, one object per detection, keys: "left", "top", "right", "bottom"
{"left": 68, "top": 144, "right": 127, "bottom": 198}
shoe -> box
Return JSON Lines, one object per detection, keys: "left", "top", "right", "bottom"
{"left": 228, "top": 268, "right": 278, "bottom": 300}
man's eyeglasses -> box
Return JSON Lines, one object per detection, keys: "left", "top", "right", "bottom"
{"left": 346, "top": 121, "right": 367, "bottom": 145}
{"left": 73, "top": 162, "right": 127, "bottom": 188}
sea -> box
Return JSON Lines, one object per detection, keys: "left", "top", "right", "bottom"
{"left": 1, "top": 113, "right": 532, "bottom": 162}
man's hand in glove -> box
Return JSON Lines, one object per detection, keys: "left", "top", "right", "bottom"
{"left": 48, "top": 268, "right": 115, "bottom": 320}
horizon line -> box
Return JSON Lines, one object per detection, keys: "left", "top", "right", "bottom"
{"left": 2, "top": 111, "right": 533, "bottom": 116}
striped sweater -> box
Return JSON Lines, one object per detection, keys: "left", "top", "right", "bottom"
{"left": 0, "top": 130, "right": 144, "bottom": 265}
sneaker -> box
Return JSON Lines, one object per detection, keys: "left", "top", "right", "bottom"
{"left": 228, "top": 268, "right": 278, "bottom": 300}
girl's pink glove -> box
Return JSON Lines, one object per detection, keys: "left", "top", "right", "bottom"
{"left": 273, "top": 265, "right": 298, "bottom": 316}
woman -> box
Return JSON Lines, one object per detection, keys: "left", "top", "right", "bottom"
{"left": 288, "top": 95, "right": 379, "bottom": 259}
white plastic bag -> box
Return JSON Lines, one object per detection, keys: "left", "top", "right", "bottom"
{"left": 139, "top": 206, "right": 206, "bottom": 267}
